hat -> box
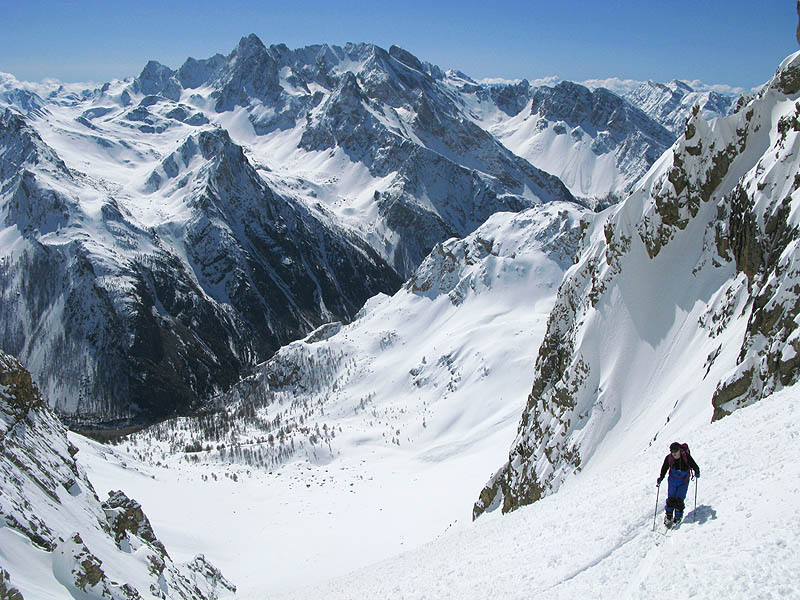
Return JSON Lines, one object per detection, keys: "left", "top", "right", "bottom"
{"left": 670, "top": 442, "right": 682, "bottom": 452}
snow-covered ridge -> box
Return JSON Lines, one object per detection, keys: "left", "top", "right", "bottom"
{"left": 474, "top": 50, "right": 800, "bottom": 518}
{"left": 1, "top": 36, "right": 587, "bottom": 424}
{"left": 121, "top": 202, "right": 587, "bottom": 473}
{"left": 455, "top": 77, "right": 677, "bottom": 201}
{"left": 0, "top": 350, "right": 235, "bottom": 599}
{"left": 625, "top": 78, "right": 737, "bottom": 135}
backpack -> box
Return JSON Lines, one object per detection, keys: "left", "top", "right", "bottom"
{"left": 667, "top": 443, "right": 691, "bottom": 476}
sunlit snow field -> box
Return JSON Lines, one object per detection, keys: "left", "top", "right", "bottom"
{"left": 73, "top": 383, "right": 800, "bottom": 599}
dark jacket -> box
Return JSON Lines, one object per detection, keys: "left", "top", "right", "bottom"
{"left": 659, "top": 453, "right": 699, "bottom": 480}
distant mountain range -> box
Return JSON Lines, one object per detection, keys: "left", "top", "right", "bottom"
{"left": 0, "top": 35, "right": 739, "bottom": 426}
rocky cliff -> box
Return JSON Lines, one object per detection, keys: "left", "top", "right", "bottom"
{"left": 474, "top": 51, "right": 800, "bottom": 518}
{"left": 0, "top": 349, "right": 235, "bottom": 598}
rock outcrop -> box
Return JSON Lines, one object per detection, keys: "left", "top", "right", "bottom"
{"left": 474, "top": 51, "right": 800, "bottom": 519}
{"left": 0, "top": 350, "right": 235, "bottom": 599}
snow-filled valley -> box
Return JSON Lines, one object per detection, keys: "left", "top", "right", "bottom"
{"left": 71, "top": 383, "right": 800, "bottom": 599}
{"left": 72, "top": 202, "right": 586, "bottom": 596}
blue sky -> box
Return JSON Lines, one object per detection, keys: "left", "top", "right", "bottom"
{"left": 0, "top": 0, "right": 793, "bottom": 89}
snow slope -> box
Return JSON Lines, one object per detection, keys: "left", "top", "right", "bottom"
{"left": 72, "top": 202, "right": 586, "bottom": 596}
{"left": 470, "top": 49, "right": 800, "bottom": 524}
{"left": 73, "top": 376, "right": 800, "bottom": 598}
{"left": 272, "top": 384, "right": 800, "bottom": 599}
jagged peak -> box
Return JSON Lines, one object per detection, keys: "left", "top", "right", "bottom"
{"left": 0, "top": 108, "right": 70, "bottom": 177}
{"left": 138, "top": 60, "right": 176, "bottom": 81}
{"left": 233, "top": 33, "right": 269, "bottom": 58}
{"left": 335, "top": 70, "right": 366, "bottom": 98}
{"left": 194, "top": 126, "right": 245, "bottom": 161}
{"left": 226, "top": 33, "right": 275, "bottom": 73}
{"left": 389, "top": 45, "right": 425, "bottom": 73}
{"left": 144, "top": 125, "right": 268, "bottom": 200}
{"left": 768, "top": 50, "right": 800, "bottom": 95}
{"left": 131, "top": 59, "right": 182, "bottom": 101}
{"left": 177, "top": 53, "right": 227, "bottom": 89}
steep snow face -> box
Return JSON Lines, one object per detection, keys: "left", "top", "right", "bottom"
{"left": 0, "top": 350, "right": 235, "bottom": 599}
{"left": 474, "top": 51, "right": 800, "bottom": 518}
{"left": 270, "top": 384, "right": 800, "bottom": 599}
{"left": 626, "top": 79, "right": 737, "bottom": 135}
{"left": 457, "top": 79, "right": 675, "bottom": 202}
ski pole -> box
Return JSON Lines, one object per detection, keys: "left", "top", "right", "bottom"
{"left": 653, "top": 482, "right": 660, "bottom": 531}
{"left": 693, "top": 476, "right": 698, "bottom": 522}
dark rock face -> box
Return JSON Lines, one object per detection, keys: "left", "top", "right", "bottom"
{"left": 530, "top": 82, "right": 674, "bottom": 151}
{"left": 103, "top": 490, "right": 168, "bottom": 557}
{"left": 488, "top": 80, "right": 532, "bottom": 117}
{"left": 0, "top": 568, "right": 24, "bottom": 600}
{"left": 212, "top": 34, "right": 283, "bottom": 111}
{"left": 132, "top": 61, "right": 183, "bottom": 102}
{"left": 0, "top": 348, "right": 43, "bottom": 415}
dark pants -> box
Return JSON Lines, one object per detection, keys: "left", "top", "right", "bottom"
{"left": 665, "top": 469, "right": 690, "bottom": 519}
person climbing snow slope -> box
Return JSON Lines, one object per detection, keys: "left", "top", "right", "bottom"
{"left": 656, "top": 442, "right": 700, "bottom": 527}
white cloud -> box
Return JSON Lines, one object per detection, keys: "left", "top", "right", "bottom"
{"left": 528, "top": 75, "right": 561, "bottom": 87}
{"left": 477, "top": 76, "right": 526, "bottom": 86}
{"left": 682, "top": 79, "right": 748, "bottom": 95}
{"left": 0, "top": 72, "right": 21, "bottom": 90}
{"left": 578, "top": 77, "right": 644, "bottom": 95}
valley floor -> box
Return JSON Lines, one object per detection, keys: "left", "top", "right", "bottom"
{"left": 74, "top": 384, "right": 800, "bottom": 599}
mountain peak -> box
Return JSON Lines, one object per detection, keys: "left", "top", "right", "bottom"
{"left": 769, "top": 49, "right": 800, "bottom": 94}
{"left": 134, "top": 60, "right": 181, "bottom": 100}
{"left": 668, "top": 79, "right": 694, "bottom": 93}
{"left": 212, "top": 33, "right": 280, "bottom": 110}
{"left": 235, "top": 33, "right": 268, "bottom": 57}
{"left": 389, "top": 45, "right": 425, "bottom": 72}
